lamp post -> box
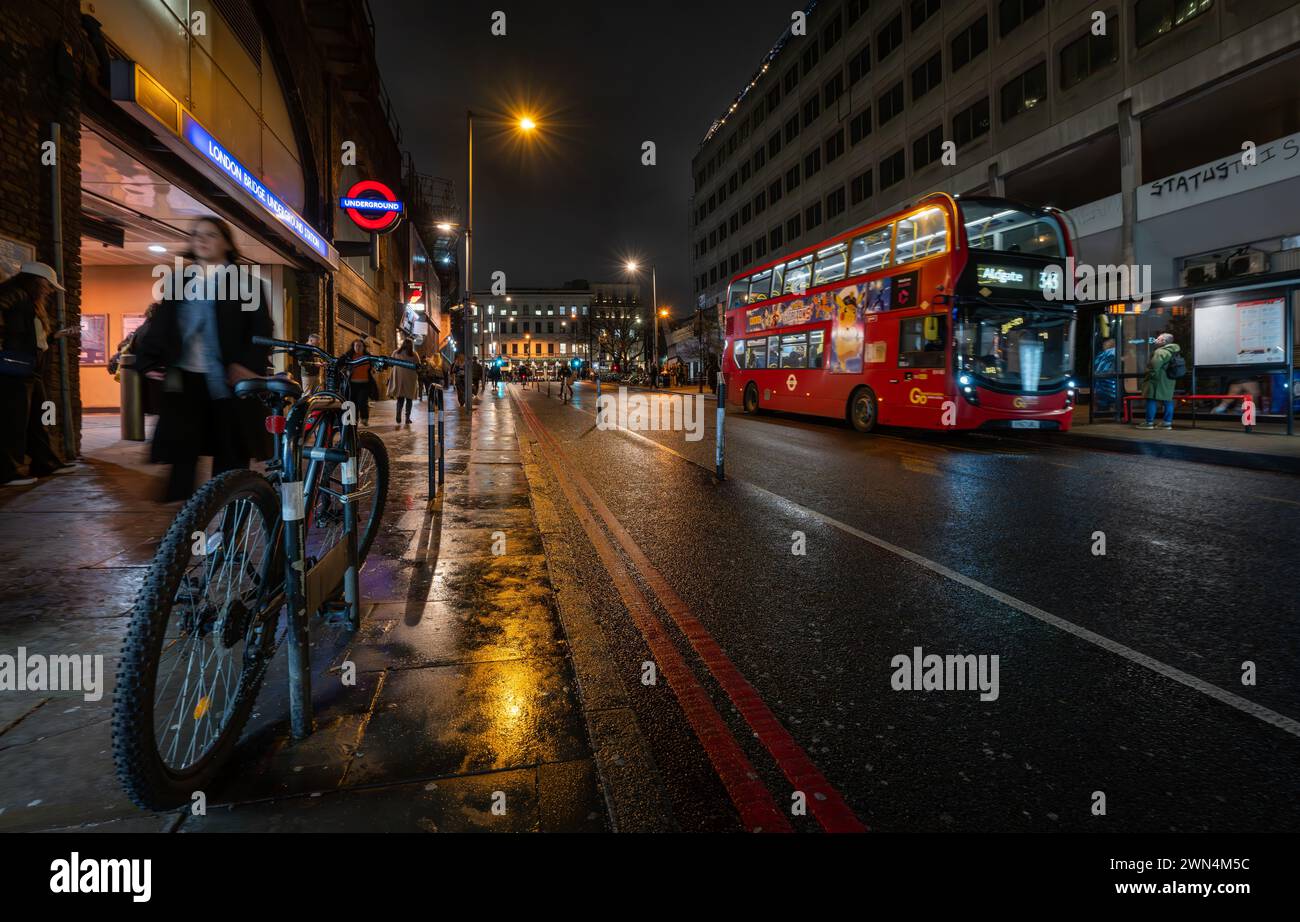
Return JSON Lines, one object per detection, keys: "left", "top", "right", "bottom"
{"left": 463, "top": 109, "right": 538, "bottom": 415}
{"left": 625, "top": 261, "right": 657, "bottom": 386}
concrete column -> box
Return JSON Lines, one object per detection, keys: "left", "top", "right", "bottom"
{"left": 1119, "top": 98, "right": 1142, "bottom": 268}
{"left": 987, "top": 162, "right": 1004, "bottom": 197}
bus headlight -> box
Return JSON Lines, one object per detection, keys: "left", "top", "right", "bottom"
{"left": 961, "top": 384, "right": 979, "bottom": 405}
{"left": 959, "top": 374, "right": 971, "bottom": 386}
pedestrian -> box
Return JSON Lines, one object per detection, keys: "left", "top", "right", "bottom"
{"left": 342, "top": 338, "right": 376, "bottom": 425}
{"left": 133, "top": 216, "right": 272, "bottom": 501}
{"left": 558, "top": 359, "right": 573, "bottom": 403}
{"left": 389, "top": 338, "right": 420, "bottom": 426}
{"left": 1137, "top": 332, "right": 1182, "bottom": 430}
{"left": 300, "top": 332, "right": 326, "bottom": 393}
{"left": 0, "top": 262, "right": 78, "bottom": 486}
{"left": 452, "top": 352, "right": 468, "bottom": 406}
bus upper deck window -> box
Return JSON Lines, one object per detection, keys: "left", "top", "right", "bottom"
{"left": 771, "top": 262, "right": 786, "bottom": 294}
{"left": 812, "top": 243, "right": 848, "bottom": 287}
{"left": 850, "top": 226, "right": 893, "bottom": 276}
{"left": 784, "top": 256, "right": 812, "bottom": 294}
{"left": 895, "top": 208, "right": 948, "bottom": 265}
{"left": 749, "top": 269, "right": 773, "bottom": 302}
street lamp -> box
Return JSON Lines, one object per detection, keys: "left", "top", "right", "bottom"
{"left": 463, "top": 111, "right": 540, "bottom": 414}
{"left": 625, "top": 260, "right": 658, "bottom": 386}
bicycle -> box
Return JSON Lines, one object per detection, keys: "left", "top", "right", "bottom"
{"left": 112, "top": 336, "right": 419, "bottom": 811}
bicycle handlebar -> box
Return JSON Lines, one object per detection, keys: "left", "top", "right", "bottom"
{"left": 253, "top": 335, "right": 420, "bottom": 371}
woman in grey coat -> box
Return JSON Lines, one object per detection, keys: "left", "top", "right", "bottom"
{"left": 388, "top": 339, "right": 421, "bottom": 425}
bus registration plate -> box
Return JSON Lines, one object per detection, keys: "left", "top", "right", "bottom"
{"left": 1011, "top": 420, "right": 1043, "bottom": 429}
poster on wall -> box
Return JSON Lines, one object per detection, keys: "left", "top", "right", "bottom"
{"left": 1193, "top": 298, "right": 1286, "bottom": 366}
{"left": 122, "top": 314, "right": 147, "bottom": 340}
{"left": 79, "top": 315, "right": 108, "bottom": 365}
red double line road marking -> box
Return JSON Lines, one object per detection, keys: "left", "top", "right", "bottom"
{"left": 513, "top": 395, "right": 791, "bottom": 832}
{"left": 514, "top": 391, "right": 866, "bottom": 833}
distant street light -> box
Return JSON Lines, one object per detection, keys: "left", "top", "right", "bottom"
{"left": 624, "top": 259, "right": 659, "bottom": 387}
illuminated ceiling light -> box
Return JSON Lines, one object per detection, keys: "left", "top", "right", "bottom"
{"left": 148, "top": 244, "right": 167, "bottom": 254}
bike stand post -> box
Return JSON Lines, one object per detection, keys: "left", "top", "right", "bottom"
{"left": 280, "top": 449, "right": 313, "bottom": 740}
{"left": 437, "top": 386, "right": 446, "bottom": 487}
{"left": 341, "top": 419, "right": 361, "bottom": 632}
{"left": 427, "top": 381, "right": 436, "bottom": 498}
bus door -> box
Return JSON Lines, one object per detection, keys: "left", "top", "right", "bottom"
{"left": 892, "top": 313, "right": 951, "bottom": 428}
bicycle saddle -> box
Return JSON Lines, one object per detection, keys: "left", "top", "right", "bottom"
{"left": 235, "top": 375, "right": 303, "bottom": 400}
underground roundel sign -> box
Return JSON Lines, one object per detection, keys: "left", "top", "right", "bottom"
{"left": 340, "top": 180, "right": 404, "bottom": 233}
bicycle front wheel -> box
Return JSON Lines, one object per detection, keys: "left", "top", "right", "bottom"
{"left": 113, "top": 469, "right": 279, "bottom": 810}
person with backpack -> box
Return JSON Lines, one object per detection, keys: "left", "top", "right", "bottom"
{"left": 1137, "top": 332, "right": 1183, "bottom": 430}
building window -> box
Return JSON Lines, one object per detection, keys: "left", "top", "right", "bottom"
{"left": 910, "top": 0, "right": 940, "bottom": 31}
{"left": 879, "top": 82, "right": 905, "bottom": 125}
{"left": 951, "top": 16, "right": 988, "bottom": 72}
{"left": 805, "top": 201, "right": 823, "bottom": 232}
{"left": 823, "top": 10, "right": 843, "bottom": 51}
{"left": 754, "top": 147, "right": 766, "bottom": 170}
{"left": 767, "top": 85, "right": 781, "bottom": 112}
{"left": 825, "top": 128, "right": 845, "bottom": 164}
{"left": 952, "top": 97, "right": 990, "bottom": 148}
{"left": 827, "top": 186, "right": 846, "bottom": 220}
{"left": 998, "top": 0, "right": 1045, "bottom": 38}
{"left": 877, "top": 11, "right": 904, "bottom": 60}
{"left": 847, "top": 0, "right": 868, "bottom": 25}
{"left": 729, "top": 213, "right": 739, "bottom": 233}
{"left": 741, "top": 203, "right": 752, "bottom": 224}
{"left": 848, "top": 42, "right": 871, "bottom": 85}
{"left": 801, "top": 43, "right": 820, "bottom": 74}
{"left": 755, "top": 190, "right": 767, "bottom": 214}
{"left": 769, "top": 178, "right": 783, "bottom": 204}
{"left": 741, "top": 161, "right": 751, "bottom": 182}
{"left": 770, "top": 225, "right": 784, "bottom": 250}
{"left": 804, "top": 148, "right": 821, "bottom": 178}
{"left": 911, "top": 52, "right": 943, "bottom": 101}
{"left": 784, "top": 113, "right": 801, "bottom": 143}
{"left": 912, "top": 125, "right": 944, "bottom": 170}
{"left": 850, "top": 168, "right": 873, "bottom": 205}
{"left": 742, "top": 244, "right": 753, "bottom": 264}
{"left": 755, "top": 235, "right": 767, "bottom": 259}
{"left": 1000, "top": 61, "right": 1047, "bottom": 123}
{"left": 784, "top": 64, "right": 800, "bottom": 93}
{"left": 729, "top": 172, "right": 739, "bottom": 193}
{"left": 850, "top": 107, "right": 872, "bottom": 145}
{"left": 803, "top": 96, "right": 821, "bottom": 129}
{"left": 786, "top": 214, "right": 802, "bottom": 241}
{"left": 823, "top": 72, "right": 845, "bottom": 109}
{"left": 1136, "top": 0, "right": 1212, "bottom": 47}
{"left": 753, "top": 100, "right": 766, "bottom": 127}
{"left": 1061, "top": 17, "right": 1118, "bottom": 89}
{"left": 880, "top": 149, "right": 906, "bottom": 189}
{"left": 768, "top": 130, "right": 782, "bottom": 158}
{"left": 785, "top": 164, "right": 801, "bottom": 193}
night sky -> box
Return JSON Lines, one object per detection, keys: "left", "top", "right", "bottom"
{"left": 369, "top": 0, "right": 798, "bottom": 317}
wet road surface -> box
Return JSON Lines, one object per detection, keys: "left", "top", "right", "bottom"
{"left": 509, "top": 379, "right": 1300, "bottom": 832}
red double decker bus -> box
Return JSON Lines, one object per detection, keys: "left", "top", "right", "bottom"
{"left": 722, "top": 194, "right": 1078, "bottom": 432}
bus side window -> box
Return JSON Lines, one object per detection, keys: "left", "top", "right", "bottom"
{"left": 750, "top": 337, "right": 767, "bottom": 369}
{"left": 780, "top": 333, "right": 808, "bottom": 368}
{"left": 895, "top": 208, "right": 948, "bottom": 265}
{"left": 849, "top": 226, "right": 893, "bottom": 276}
{"left": 730, "top": 281, "right": 749, "bottom": 309}
{"left": 734, "top": 337, "right": 746, "bottom": 368}
{"left": 749, "top": 269, "right": 772, "bottom": 302}
{"left": 767, "top": 335, "right": 781, "bottom": 368}
{"left": 808, "top": 329, "right": 825, "bottom": 368}
{"left": 898, "top": 315, "right": 947, "bottom": 369}
{"left": 784, "top": 257, "right": 812, "bottom": 295}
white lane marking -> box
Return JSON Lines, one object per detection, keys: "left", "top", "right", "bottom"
{"left": 745, "top": 479, "right": 1300, "bottom": 739}
{"left": 545, "top": 386, "right": 1300, "bottom": 738}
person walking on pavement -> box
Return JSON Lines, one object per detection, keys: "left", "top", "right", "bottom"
{"left": 389, "top": 338, "right": 420, "bottom": 426}
{"left": 558, "top": 359, "right": 574, "bottom": 403}
{"left": 343, "top": 338, "right": 376, "bottom": 426}
{"left": 299, "top": 332, "right": 326, "bottom": 393}
{"left": 133, "top": 217, "right": 272, "bottom": 501}
{"left": 0, "top": 262, "right": 78, "bottom": 486}
{"left": 1137, "top": 332, "right": 1182, "bottom": 430}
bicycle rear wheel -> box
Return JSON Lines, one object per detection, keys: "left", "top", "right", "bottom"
{"left": 113, "top": 469, "right": 279, "bottom": 810}
{"left": 307, "top": 428, "right": 390, "bottom": 565}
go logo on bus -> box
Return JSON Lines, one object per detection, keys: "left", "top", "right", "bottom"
{"left": 909, "top": 387, "right": 943, "bottom": 405}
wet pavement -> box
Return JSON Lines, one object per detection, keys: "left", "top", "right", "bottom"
{"left": 0, "top": 392, "right": 607, "bottom": 832}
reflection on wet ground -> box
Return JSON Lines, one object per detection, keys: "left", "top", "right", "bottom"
{"left": 0, "top": 395, "right": 605, "bottom": 832}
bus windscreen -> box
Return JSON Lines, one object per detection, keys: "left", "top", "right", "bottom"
{"left": 960, "top": 201, "right": 1066, "bottom": 258}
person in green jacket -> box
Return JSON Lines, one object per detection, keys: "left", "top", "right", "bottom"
{"left": 1138, "top": 332, "right": 1180, "bottom": 430}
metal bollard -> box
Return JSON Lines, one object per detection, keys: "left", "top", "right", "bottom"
{"left": 715, "top": 375, "right": 726, "bottom": 481}
{"left": 119, "top": 354, "right": 145, "bottom": 441}
{"left": 436, "top": 385, "right": 446, "bottom": 486}
{"left": 427, "top": 381, "right": 437, "bottom": 496}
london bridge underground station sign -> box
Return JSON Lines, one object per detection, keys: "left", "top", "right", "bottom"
{"left": 111, "top": 62, "right": 338, "bottom": 269}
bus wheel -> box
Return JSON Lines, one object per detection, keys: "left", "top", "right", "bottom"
{"left": 849, "top": 387, "right": 878, "bottom": 433}
{"left": 743, "top": 382, "right": 759, "bottom": 414}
